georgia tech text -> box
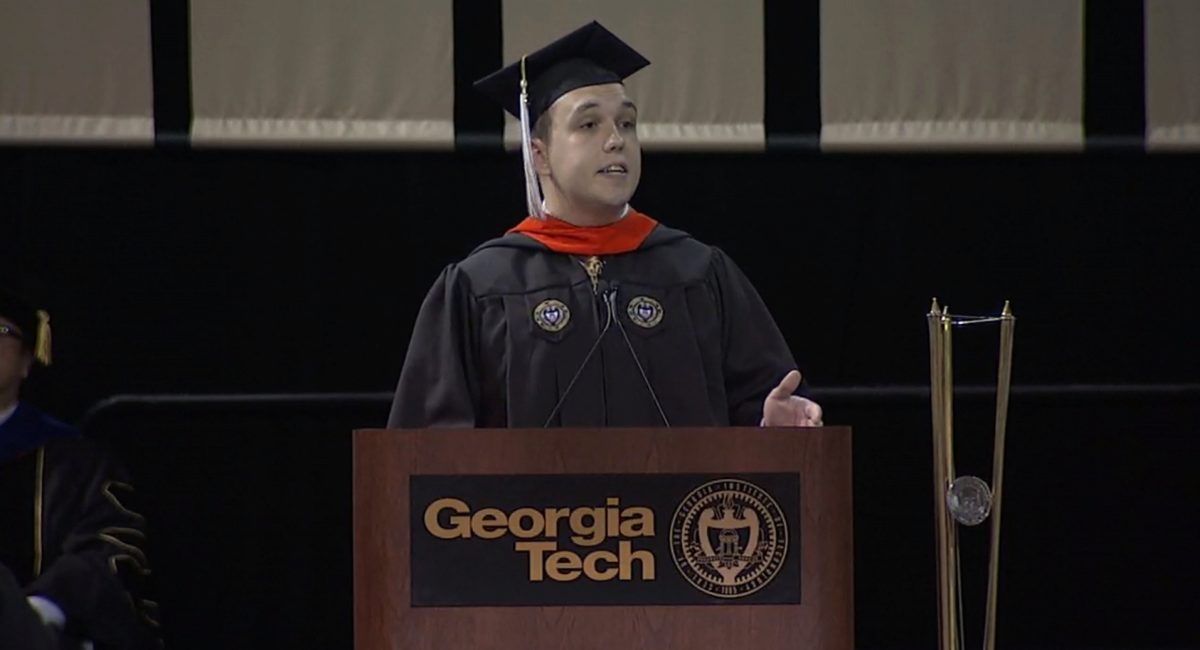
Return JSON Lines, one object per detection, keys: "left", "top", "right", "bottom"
{"left": 424, "top": 497, "right": 656, "bottom": 582}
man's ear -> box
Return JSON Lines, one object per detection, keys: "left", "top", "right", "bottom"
{"left": 532, "top": 137, "right": 552, "bottom": 176}
{"left": 19, "top": 353, "right": 32, "bottom": 380}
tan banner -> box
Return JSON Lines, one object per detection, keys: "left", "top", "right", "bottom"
{"left": 501, "top": 1, "right": 765, "bottom": 151}
{"left": 820, "top": 0, "right": 1084, "bottom": 150}
{"left": 0, "top": 0, "right": 153, "bottom": 144}
{"left": 1146, "top": 0, "right": 1200, "bottom": 149}
{"left": 190, "top": 0, "right": 453, "bottom": 148}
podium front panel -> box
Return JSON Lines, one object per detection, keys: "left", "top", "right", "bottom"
{"left": 353, "top": 427, "right": 852, "bottom": 650}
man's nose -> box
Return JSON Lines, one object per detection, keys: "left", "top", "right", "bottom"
{"left": 603, "top": 124, "right": 625, "bottom": 151}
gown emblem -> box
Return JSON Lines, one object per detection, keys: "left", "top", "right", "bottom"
{"left": 533, "top": 299, "right": 571, "bottom": 332}
{"left": 627, "top": 296, "right": 664, "bottom": 328}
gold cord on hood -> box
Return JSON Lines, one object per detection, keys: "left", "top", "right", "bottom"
{"left": 34, "top": 309, "right": 52, "bottom": 366}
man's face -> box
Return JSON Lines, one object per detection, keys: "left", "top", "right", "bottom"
{"left": 0, "top": 316, "right": 32, "bottom": 403}
{"left": 535, "top": 83, "right": 642, "bottom": 215}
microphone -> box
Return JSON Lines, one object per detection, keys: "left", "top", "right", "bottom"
{"left": 608, "top": 283, "right": 671, "bottom": 427}
{"left": 541, "top": 283, "right": 671, "bottom": 428}
{"left": 542, "top": 292, "right": 615, "bottom": 427}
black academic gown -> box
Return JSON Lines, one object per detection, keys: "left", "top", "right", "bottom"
{"left": 0, "top": 403, "right": 159, "bottom": 650}
{"left": 389, "top": 223, "right": 801, "bottom": 428}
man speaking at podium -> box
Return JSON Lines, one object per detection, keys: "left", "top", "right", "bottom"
{"left": 388, "top": 22, "right": 821, "bottom": 430}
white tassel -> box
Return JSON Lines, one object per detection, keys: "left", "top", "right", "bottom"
{"left": 519, "top": 58, "right": 546, "bottom": 220}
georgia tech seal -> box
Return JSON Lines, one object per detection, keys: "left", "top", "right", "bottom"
{"left": 532, "top": 299, "right": 571, "bottom": 332}
{"left": 626, "top": 296, "right": 664, "bottom": 328}
{"left": 670, "top": 478, "right": 788, "bottom": 598}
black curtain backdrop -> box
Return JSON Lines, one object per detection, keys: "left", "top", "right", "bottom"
{"left": 4, "top": 149, "right": 1198, "bottom": 419}
{"left": 3, "top": 147, "right": 1198, "bottom": 649}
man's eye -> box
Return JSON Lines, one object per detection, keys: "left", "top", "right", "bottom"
{"left": 580, "top": 122, "right": 595, "bottom": 129}
{"left": 621, "top": 120, "right": 636, "bottom": 129}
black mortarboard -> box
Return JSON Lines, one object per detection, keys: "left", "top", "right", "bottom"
{"left": 0, "top": 287, "right": 52, "bottom": 365}
{"left": 474, "top": 21, "right": 650, "bottom": 126}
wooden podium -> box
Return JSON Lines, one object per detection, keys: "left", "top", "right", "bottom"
{"left": 353, "top": 427, "right": 853, "bottom": 649}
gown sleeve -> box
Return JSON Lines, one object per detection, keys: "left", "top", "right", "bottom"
{"left": 709, "top": 247, "right": 803, "bottom": 426}
{"left": 0, "top": 564, "right": 59, "bottom": 650}
{"left": 27, "top": 438, "right": 160, "bottom": 649}
{"left": 387, "top": 264, "right": 481, "bottom": 428}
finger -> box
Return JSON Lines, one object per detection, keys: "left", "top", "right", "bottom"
{"left": 787, "top": 401, "right": 803, "bottom": 427}
{"left": 788, "top": 397, "right": 812, "bottom": 427}
{"left": 805, "top": 400, "right": 824, "bottom": 423}
{"left": 761, "top": 395, "right": 802, "bottom": 427}
{"left": 766, "top": 370, "right": 803, "bottom": 401}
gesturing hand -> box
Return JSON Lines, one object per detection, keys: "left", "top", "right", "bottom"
{"left": 761, "top": 370, "right": 823, "bottom": 427}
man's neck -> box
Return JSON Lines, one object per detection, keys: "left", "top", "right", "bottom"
{"left": 537, "top": 187, "right": 624, "bottom": 227}
{"left": 542, "top": 197, "right": 626, "bottom": 227}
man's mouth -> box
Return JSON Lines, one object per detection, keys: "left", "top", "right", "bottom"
{"left": 598, "top": 164, "right": 628, "bottom": 175}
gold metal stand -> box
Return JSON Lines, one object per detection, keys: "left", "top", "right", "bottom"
{"left": 927, "top": 299, "right": 1016, "bottom": 650}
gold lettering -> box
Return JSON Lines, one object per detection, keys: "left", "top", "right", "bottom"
{"left": 425, "top": 499, "right": 657, "bottom": 548}
{"left": 618, "top": 540, "right": 655, "bottom": 580}
{"left": 582, "top": 549, "right": 619, "bottom": 581}
{"left": 472, "top": 508, "right": 508, "bottom": 539}
{"left": 546, "top": 550, "right": 583, "bottom": 581}
{"left": 424, "top": 498, "right": 470, "bottom": 539}
{"left": 619, "top": 507, "right": 655, "bottom": 537}
{"left": 544, "top": 507, "right": 569, "bottom": 537}
{"left": 514, "top": 541, "right": 556, "bottom": 581}
{"left": 570, "top": 508, "right": 604, "bottom": 546}
{"left": 508, "top": 508, "right": 545, "bottom": 538}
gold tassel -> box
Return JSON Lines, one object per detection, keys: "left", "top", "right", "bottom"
{"left": 34, "top": 309, "right": 52, "bottom": 366}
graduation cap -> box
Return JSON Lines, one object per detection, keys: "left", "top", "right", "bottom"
{"left": 473, "top": 21, "right": 650, "bottom": 219}
{"left": 0, "top": 287, "right": 52, "bottom": 365}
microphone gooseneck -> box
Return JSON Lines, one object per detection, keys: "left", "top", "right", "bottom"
{"left": 541, "top": 276, "right": 671, "bottom": 428}
{"left": 542, "top": 292, "right": 614, "bottom": 428}
{"left": 608, "top": 283, "right": 671, "bottom": 427}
